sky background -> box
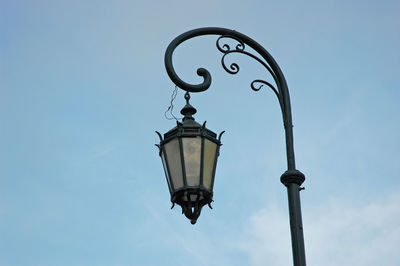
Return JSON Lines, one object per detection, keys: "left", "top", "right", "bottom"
{"left": 1, "top": 0, "right": 400, "bottom": 265}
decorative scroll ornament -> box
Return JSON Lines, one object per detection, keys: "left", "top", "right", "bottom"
{"left": 216, "top": 35, "right": 281, "bottom": 104}
{"left": 164, "top": 27, "right": 296, "bottom": 170}
{"left": 164, "top": 28, "right": 287, "bottom": 111}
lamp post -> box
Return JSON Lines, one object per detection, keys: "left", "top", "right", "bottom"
{"left": 157, "top": 27, "right": 307, "bottom": 266}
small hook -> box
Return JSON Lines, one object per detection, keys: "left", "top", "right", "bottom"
{"left": 155, "top": 131, "right": 163, "bottom": 141}
{"left": 218, "top": 131, "right": 226, "bottom": 142}
{"left": 184, "top": 91, "right": 191, "bottom": 102}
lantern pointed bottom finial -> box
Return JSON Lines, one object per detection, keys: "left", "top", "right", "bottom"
{"left": 182, "top": 204, "right": 202, "bottom": 225}
{"left": 182, "top": 202, "right": 203, "bottom": 224}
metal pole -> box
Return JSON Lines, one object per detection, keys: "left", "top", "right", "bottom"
{"left": 288, "top": 184, "right": 306, "bottom": 265}
{"left": 164, "top": 27, "right": 307, "bottom": 266}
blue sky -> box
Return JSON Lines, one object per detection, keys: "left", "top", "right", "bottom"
{"left": 1, "top": 0, "right": 400, "bottom": 265}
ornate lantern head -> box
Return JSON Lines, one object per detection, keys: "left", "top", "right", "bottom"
{"left": 156, "top": 92, "right": 223, "bottom": 224}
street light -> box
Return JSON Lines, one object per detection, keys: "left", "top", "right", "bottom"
{"left": 156, "top": 27, "right": 307, "bottom": 266}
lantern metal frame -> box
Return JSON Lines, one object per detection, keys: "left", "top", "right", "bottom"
{"left": 156, "top": 92, "right": 224, "bottom": 224}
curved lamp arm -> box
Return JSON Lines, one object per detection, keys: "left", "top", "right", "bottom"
{"left": 165, "top": 27, "right": 298, "bottom": 172}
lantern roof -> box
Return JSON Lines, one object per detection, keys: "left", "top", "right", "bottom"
{"left": 162, "top": 92, "right": 219, "bottom": 145}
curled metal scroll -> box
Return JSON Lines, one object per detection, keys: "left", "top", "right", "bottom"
{"left": 164, "top": 27, "right": 296, "bottom": 170}
{"left": 216, "top": 35, "right": 281, "bottom": 106}
{"left": 164, "top": 28, "right": 289, "bottom": 114}
{"left": 216, "top": 35, "right": 245, "bottom": 53}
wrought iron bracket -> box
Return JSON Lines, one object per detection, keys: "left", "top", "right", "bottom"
{"left": 164, "top": 27, "right": 298, "bottom": 172}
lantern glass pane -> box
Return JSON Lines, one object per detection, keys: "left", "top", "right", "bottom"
{"left": 203, "top": 139, "right": 217, "bottom": 190}
{"left": 164, "top": 138, "right": 184, "bottom": 190}
{"left": 182, "top": 137, "right": 201, "bottom": 186}
{"left": 161, "top": 153, "right": 172, "bottom": 192}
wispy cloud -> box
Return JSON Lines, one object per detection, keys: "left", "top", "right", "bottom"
{"left": 240, "top": 191, "right": 400, "bottom": 266}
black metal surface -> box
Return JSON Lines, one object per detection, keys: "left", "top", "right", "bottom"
{"left": 163, "top": 27, "right": 307, "bottom": 266}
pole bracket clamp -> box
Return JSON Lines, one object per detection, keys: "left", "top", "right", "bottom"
{"left": 280, "top": 169, "right": 305, "bottom": 186}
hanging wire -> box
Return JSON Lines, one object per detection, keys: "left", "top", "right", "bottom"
{"left": 164, "top": 85, "right": 179, "bottom": 121}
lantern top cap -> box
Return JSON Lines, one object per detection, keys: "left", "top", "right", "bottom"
{"left": 160, "top": 91, "right": 221, "bottom": 145}
{"left": 180, "top": 92, "right": 197, "bottom": 121}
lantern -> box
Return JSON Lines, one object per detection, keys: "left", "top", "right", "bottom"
{"left": 156, "top": 93, "right": 223, "bottom": 224}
